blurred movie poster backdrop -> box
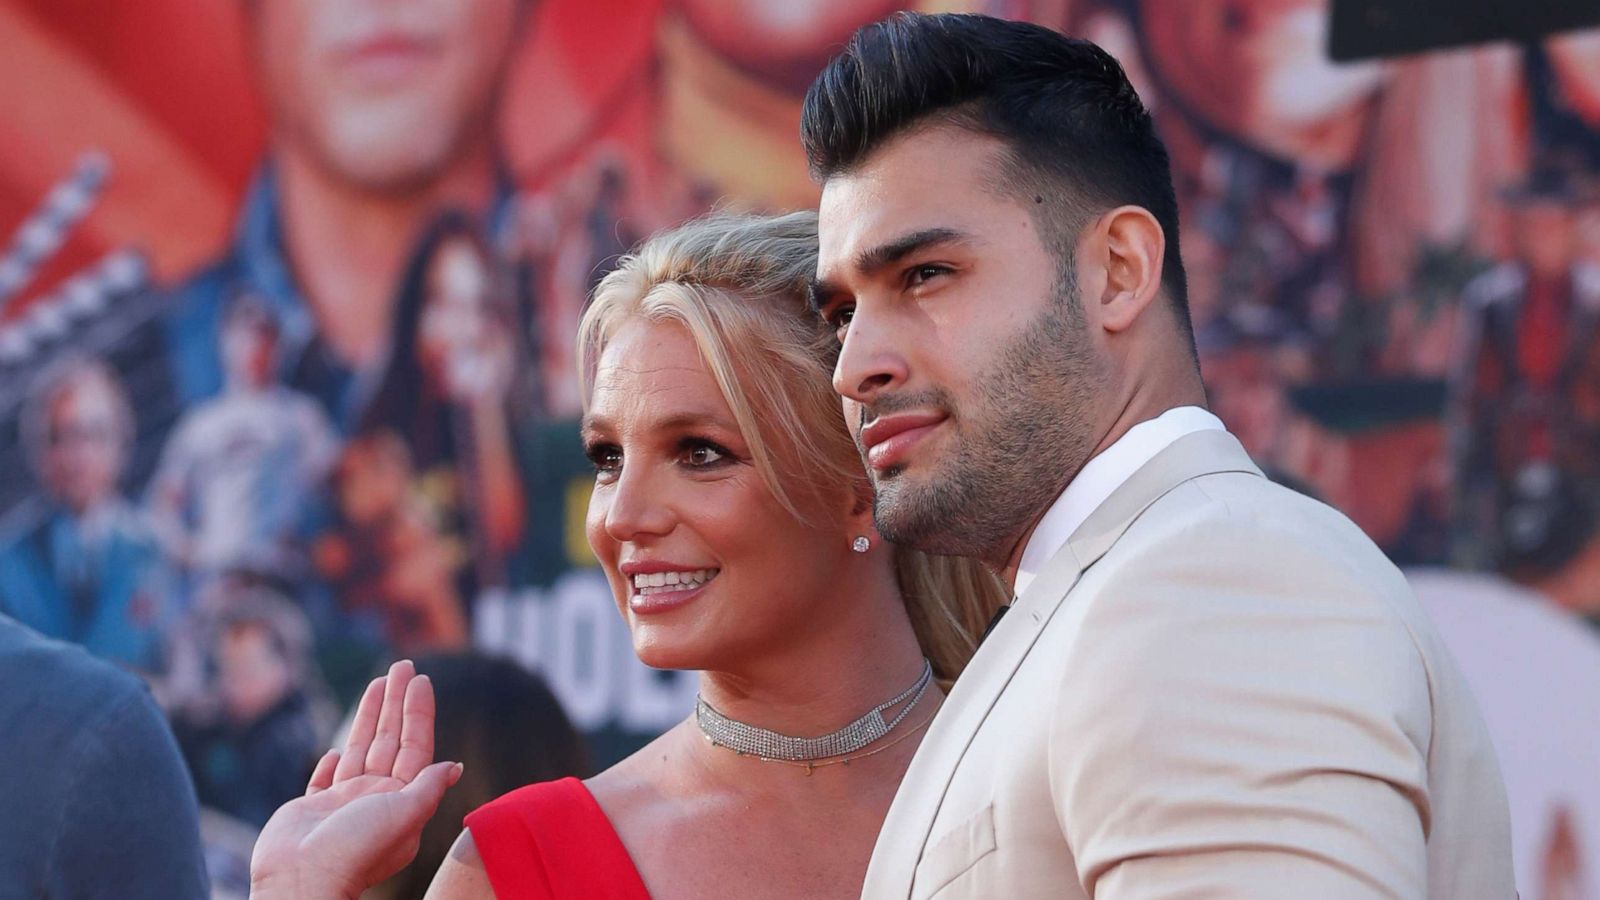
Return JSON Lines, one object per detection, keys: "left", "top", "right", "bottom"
{"left": 1, "top": 0, "right": 1598, "bottom": 895}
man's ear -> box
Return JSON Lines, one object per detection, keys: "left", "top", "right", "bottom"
{"left": 1092, "top": 205, "right": 1166, "bottom": 334}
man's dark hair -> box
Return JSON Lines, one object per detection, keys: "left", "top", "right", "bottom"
{"left": 801, "top": 12, "right": 1191, "bottom": 344}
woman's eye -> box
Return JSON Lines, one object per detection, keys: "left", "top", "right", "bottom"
{"left": 684, "top": 444, "right": 727, "bottom": 467}
{"left": 586, "top": 446, "right": 622, "bottom": 481}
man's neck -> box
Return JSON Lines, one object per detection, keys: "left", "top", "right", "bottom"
{"left": 994, "top": 380, "right": 1209, "bottom": 590}
{"left": 274, "top": 142, "right": 498, "bottom": 370}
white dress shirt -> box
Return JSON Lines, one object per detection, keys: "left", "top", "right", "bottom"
{"left": 1012, "top": 406, "right": 1225, "bottom": 599}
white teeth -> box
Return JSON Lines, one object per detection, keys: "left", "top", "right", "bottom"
{"left": 630, "top": 568, "right": 719, "bottom": 595}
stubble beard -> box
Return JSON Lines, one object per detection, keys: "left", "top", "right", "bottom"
{"left": 867, "top": 269, "right": 1106, "bottom": 567}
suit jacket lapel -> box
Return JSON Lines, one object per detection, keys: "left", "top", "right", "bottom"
{"left": 862, "top": 429, "right": 1262, "bottom": 899}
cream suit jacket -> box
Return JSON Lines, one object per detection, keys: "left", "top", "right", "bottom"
{"left": 863, "top": 430, "right": 1514, "bottom": 900}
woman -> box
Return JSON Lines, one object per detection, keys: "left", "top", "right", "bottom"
{"left": 249, "top": 212, "right": 1006, "bottom": 899}
{"left": 332, "top": 211, "right": 529, "bottom": 632}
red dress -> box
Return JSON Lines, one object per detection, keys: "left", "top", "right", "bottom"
{"left": 464, "top": 777, "right": 652, "bottom": 899}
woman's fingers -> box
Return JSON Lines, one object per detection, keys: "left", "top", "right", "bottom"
{"left": 334, "top": 676, "right": 386, "bottom": 783}
{"left": 306, "top": 749, "right": 340, "bottom": 796}
{"left": 392, "top": 673, "right": 436, "bottom": 783}
{"left": 364, "top": 660, "right": 416, "bottom": 777}
{"left": 391, "top": 760, "right": 464, "bottom": 831}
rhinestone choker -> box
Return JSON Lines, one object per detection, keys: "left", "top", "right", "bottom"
{"left": 695, "top": 659, "right": 933, "bottom": 762}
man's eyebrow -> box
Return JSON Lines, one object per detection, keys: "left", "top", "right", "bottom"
{"left": 809, "top": 227, "right": 971, "bottom": 314}
{"left": 854, "top": 227, "right": 969, "bottom": 276}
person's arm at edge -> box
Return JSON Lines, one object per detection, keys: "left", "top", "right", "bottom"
{"left": 51, "top": 680, "right": 210, "bottom": 899}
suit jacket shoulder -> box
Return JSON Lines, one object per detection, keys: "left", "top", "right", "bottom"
{"left": 864, "top": 431, "right": 1513, "bottom": 900}
{"left": 1049, "top": 472, "right": 1439, "bottom": 895}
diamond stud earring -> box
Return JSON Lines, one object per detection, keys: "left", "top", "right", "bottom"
{"left": 852, "top": 536, "right": 871, "bottom": 553}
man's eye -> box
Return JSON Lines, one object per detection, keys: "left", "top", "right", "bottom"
{"left": 828, "top": 306, "right": 854, "bottom": 339}
{"left": 908, "top": 264, "right": 949, "bottom": 286}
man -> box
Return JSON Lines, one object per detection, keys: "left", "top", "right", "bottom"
{"left": 148, "top": 297, "right": 339, "bottom": 590}
{"left": 0, "top": 612, "right": 209, "bottom": 897}
{"left": 165, "top": 0, "right": 531, "bottom": 429}
{"left": 0, "top": 357, "right": 168, "bottom": 670}
{"left": 802, "top": 14, "right": 1513, "bottom": 898}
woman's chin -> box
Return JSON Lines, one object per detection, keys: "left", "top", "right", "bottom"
{"left": 629, "top": 627, "right": 711, "bottom": 672}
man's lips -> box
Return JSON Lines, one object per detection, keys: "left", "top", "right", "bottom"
{"left": 859, "top": 412, "right": 947, "bottom": 471}
{"left": 336, "top": 33, "right": 441, "bottom": 82}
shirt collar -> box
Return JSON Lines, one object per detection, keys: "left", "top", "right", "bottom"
{"left": 1011, "top": 406, "right": 1226, "bottom": 599}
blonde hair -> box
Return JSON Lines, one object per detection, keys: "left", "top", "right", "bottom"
{"left": 577, "top": 211, "right": 1006, "bottom": 683}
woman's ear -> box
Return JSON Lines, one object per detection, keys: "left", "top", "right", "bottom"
{"left": 846, "top": 478, "right": 880, "bottom": 547}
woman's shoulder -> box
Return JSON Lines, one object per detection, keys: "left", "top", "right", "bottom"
{"left": 424, "top": 831, "right": 495, "bottom": 900}
{"left": 469, "top": 776, "right": 595, "bottom": 822}
{"left": 463, "top": 777, "right": 651, "bottom": 900}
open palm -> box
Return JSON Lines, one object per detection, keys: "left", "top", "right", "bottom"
{"left": 250, "top": 660, "right": 462, "bottom": 900}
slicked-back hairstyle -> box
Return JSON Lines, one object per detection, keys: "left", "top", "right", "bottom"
{"left": 801, "top": 12, "right": 1192, "bottom": 344}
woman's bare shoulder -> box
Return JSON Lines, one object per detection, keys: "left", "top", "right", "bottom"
{"left": 422, "top": 831, "right": 494, "bottom": 900}
{"left": 585, "top": 721, "right": 693, "bottom": 822}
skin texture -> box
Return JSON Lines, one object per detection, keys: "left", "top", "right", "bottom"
{"left": 812, "top": 123, "right": 1206, "bottom": 585}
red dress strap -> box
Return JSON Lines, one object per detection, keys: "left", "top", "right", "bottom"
{"left": 464, "top": 777, "right": 651, "bottom": 900}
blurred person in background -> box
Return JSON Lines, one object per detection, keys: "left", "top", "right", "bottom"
{"left": 0, "top": 612, "right": 208, "bottom": 898}
{"left": 164, "top": 0, "right": 536, "bottom": 429}
{"left": 314, "top": 432, "right": 470, "bottom": 654}
{"left": 354, "top": 211, "right": 528, "bottom": 600}
{"left": 0, "top": 356, "right": 169, "bottom": 671}
{"left": 168, "top": 576, "right": 332, "bottom": 827}
{"left": 369, "top": 652, "right": 587, "bottom": 900}
{"left": 147, "top": 296, "right": 340, "bottom": 598}
{"left": 1076, "top": 0, "right": 1525, "bottom": 339}
{"left": 1455, "top": 165, "right": 1600, "bottom": 565}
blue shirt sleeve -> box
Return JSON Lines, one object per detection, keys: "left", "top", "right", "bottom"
{"left": 49, "top": 683, "right": 210, "bottom": 899}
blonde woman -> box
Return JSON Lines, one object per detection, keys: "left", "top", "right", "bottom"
{"left": 249, "top": 211, "right": 1007, "bottom": 900}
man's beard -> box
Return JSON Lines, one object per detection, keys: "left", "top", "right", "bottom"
{"left": 865, "top": 269, "right": 1107, "bottom": 566}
